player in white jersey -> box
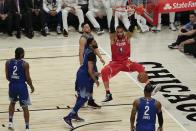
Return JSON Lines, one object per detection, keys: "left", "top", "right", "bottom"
{"left": 86, "top": 0, "right": 112, "bottom": 35}
{"left": 61, "top": 0, "right": 84, "bottom": 36}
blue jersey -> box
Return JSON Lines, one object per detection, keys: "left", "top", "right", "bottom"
{"left": 136, "top": 97, "right": 157, "bottom": 131}
{"left": 75, "top": 47, "right": 97, "bottom": 92}
{"left": 8, "top": 59, "right": 26, "bottom": 83}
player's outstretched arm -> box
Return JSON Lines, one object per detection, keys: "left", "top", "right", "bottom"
{"left": 24, "top": 62, "right": 35, "bottom": 93}
{"left": 130, "top": 99, "right": 139, "bottom": 131}
{"left": 109, "top": 12, "right": 116, "bottom": 44}
{"left": 156, "top": 101, "right": 163, "bottom": 131}
{"left": 79, "top": 37, "right": 86, "bottom": 65}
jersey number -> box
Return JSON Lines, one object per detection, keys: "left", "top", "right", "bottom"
{"left": 144, "top": 106, "right": 150, "bottom": 116}
{"left": 13, "top": 66, "right": 18, "bottom": 75}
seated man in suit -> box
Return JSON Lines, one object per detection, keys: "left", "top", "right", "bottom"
{"left": 29, "top": 0, "right": 47, "bottom": 36}
{"left": 0, "top": 0, "right": 12, "bottom": 36}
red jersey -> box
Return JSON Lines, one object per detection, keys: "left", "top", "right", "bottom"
{"left": 111, "top": 36, "right": 130, "bottom": 61}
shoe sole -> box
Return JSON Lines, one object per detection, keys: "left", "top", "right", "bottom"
{"left": 102, "top": 98, "right": 113, "bottom": 102}
{"left": 87, "top": 105, "right": 101, "bottom": 109}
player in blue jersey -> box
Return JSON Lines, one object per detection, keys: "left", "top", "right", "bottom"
{"left": 130, "top": 83, "right": 163, "bottom": 131}
{"left": 78, "top": 22, "right": 105, "bottom": 109}
{"left": 63, "top": 37, "right": 100, "bottom": 129}
{"left": 5, "top": 47, "right": 35, "bottom": 131}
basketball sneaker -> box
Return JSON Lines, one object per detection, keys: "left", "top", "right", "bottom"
{"left": 63, "top": 116, "right": 74, "bottom": 129}
{"left": 8, "top": 122, "right": 14, "bottom": 130}
{"left": 102, "top": 93, "right": 113, "bottom": 102}
{"left": 72, "top": 114, "right": 85, "bottom": 122}
{"left": 87, "top": 99, "right": 101, "bottom": 109}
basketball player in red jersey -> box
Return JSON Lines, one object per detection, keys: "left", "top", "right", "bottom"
{"left": 101, "top": 12, "right": 150, "bottom": 102}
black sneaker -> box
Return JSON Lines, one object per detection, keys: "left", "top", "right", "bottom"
{"left": 16, "top": 31, "right": 21, "bottom": 39}
{"left": 87, "top": 99, "right": 101, "bottom": 109}
{"left": 63, "top": 116, "right": 74, "bottom": 129}
{"left": 63, "top": 29, "right": 68, "bottom": 37}
{"left": 41, "top": 29, "right": 47, "bottom": 36}
{"left": 168, "top": 43, "right": 178, "bottom": 49}
{"left": 72, "top": 114, "right": 85, "bottom": 122}
{"left": 26, "top": 31, "right": 34, "bottom": 39}
{"left": 102, "top": 93, "right": 113, "bottom": 102}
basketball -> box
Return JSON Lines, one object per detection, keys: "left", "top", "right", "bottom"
{"left": 137, "top": 72, "right": 148, "bottom": 83}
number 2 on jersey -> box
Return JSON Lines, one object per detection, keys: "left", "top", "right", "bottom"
{"left": 144, "top": 106, "right": 150, "bottom": 116}
{"left": 13, "top": 66, "right": 18, "bottom": 76}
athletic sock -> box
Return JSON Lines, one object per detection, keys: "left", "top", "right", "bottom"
{"left": 89, "top": 96, "right": 93, "bottom": 101}
{"left": 106, "top": 90, "right": 111, "bottom": 94}
{"left": 25, "top": 122, "right": 29, "bottom": 129}
{"left": 9, "top": 116, "right": 13, "bottom": 122}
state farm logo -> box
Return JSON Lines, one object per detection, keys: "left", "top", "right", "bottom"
{"left": 163, "top": 3, "right": 172, "bottom": 10}
{"left": 163, "top": 1, "right": 196, "bottom": 10}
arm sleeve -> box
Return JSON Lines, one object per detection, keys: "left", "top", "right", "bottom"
{"left": 110, "top": 16, "right": 115, "bottom": 33}
{"left": 88, "top": 52, "right": 96, "bottom": 62}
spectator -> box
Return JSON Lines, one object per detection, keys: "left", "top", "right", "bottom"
{"left": 61, "top": 0, "right": 84, "bottom": 37}
{"left": 0, "top": 0, "right": 12, "bottom": 36}
{"left": 152, "top": 12, "right": 176, "bottom": 31}
{"left": 29, "top": 0, "right": 47, "bottom": 36}
{"left": 86, "top": 0, "right": 112, "bottom": 35}
{"left": 43, "top": 0, "right": 62, "bottom": 34}
{"left": 168, "top": 13, "right": 196, "bottom": 49}
{"left": 179, "top": 24, "right": 196, "bottom": 56}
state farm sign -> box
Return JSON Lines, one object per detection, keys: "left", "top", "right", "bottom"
{"left": 158, "top": 0, "right": 196, "bottom": 13}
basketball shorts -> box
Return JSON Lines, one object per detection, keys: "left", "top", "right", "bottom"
{"left": 136, "top": 124, "right": 155, "bottom": 131}
{"left": 9, "top": 83, "right": 31, "bottom": 107}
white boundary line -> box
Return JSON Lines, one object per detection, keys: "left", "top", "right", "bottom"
{"left": 99, "top": 46, "right": 188, "bottom": 131}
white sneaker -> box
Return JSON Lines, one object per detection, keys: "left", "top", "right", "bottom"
{"left": 156, "top": 24, "right": 162, "bottom": 31}
{"left": 151, "top": 85, "right": 162, "bottom": 96}
{"left": 140, "top": 25, "right": 149, "bottom": 32}
{"left": 8, "top": 122, "right": 14, "bottom": 130}
{"left": 44, "top": 26, "right": 49, "bottom": 34}
{"left": 170, "top": 23, "right": 177, "bottom": 31}
{"left": 56, "top": 25, "right": 62, "bottom": 34}
{"left": 151, "top": 26, "right": 157, "bottom": 31}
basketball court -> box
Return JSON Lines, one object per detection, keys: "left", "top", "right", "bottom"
{"left": 0, "top": 27, "right": 196, "bottom": 131}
